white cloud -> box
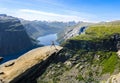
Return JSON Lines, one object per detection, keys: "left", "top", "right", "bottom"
{"left": 0, "top": 7, "right": 96, "bottom": 22}
{"left": 35, "top": 0, "right": 64, "bottom": 7}
{"left": 15, "top": 9, "right": 88, "bottom": 22}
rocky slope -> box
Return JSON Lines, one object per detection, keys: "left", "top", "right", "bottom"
{"left": 106, "top": 69, "right": 120, "bottom": 83}
{"left": 57, "top": 22, "right": 93, "bottom": 43}
{"left": 0, "top": 46, "right": 62, "bottom": 83}
{"left": 20, "top": 20, "right": 77, "bottom": 39}
{"left": 104, "top": 50, "right": 120, "bottom": 83}
{"left": 1, "top": 15, "right": 120, "bottom": 83}
{"left": 37, "top": 21, "right": 120, "bottom": 83}
{"left": 0, "top": 14, "right": 38, "bottom": 63}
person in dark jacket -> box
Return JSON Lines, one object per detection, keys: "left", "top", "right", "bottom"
{"left": 50, "top": 41, "right": 58, "bottom": 50}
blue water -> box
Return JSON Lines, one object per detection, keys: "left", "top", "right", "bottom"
{"left": 0, "top": 47, "right": 35, "bottom": 64}
{"left": 37, "top": 33, "right": 59, "bottom": 45}
{"left": 0, "top": 34, "right": 59, "bottom": 64}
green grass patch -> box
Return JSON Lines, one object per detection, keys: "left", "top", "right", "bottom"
{"left": 71, "top": 24, "right": 120, "bottom": 42}
{"left": 101, "top": 52, "right": 118, "bottom": 74}
{"left": 76, "top": 74, "right": 84, "bottom": 81}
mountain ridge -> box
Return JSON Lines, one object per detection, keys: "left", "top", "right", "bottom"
{"left": 37, "top": 21, "right": 120, "bottom": 83}
{"left": 0, "top": 14, "right": 39, "bottom": 63}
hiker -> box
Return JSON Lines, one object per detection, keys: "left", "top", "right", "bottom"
{"left": 50, "top": 41, "right": 58, "bottom": 50}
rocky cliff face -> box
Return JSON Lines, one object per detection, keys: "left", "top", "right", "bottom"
{"left": 20, "top": 20, "right": 77, "bottom": 39}
{"left": 36, "top": 35, "right": 120, "bottom": 83}
{"left": 105, "top": 51, "right": 120, "bottom": 83}
{"left": 0, "top": 15, "right": 38, "bottom": 63}
{"left": 57, "top": 22, "right": 93, "bottom": 43}
{"left": 105, "top": 73, "right": 120, "bottom": 83}
{"left": 37, "top": 22, "right": 120, "bottom": 83}
{"left": 62, "top": 26, "right": 87, "bottom": 41}
{"left": 64, "top": 34, "right": 120, "bottom": 52}
{"left": 0, "top": 46, "right": 62, "bottom": 83}
{"left": 1, "top": 15, "right": 120, "bottom": 83}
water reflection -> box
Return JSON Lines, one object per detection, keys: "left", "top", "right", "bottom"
{"left": 37, "top": 33, "right": 59, "bottom": 45}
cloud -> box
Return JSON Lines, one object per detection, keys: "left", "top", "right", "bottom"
{"left": 34, "top": 0, "right": 64, "bottom": 7}
{"left": 15, "top": 9, "right": 88, "bottom": 22}
{"left": 0, "top": 0, "right": 97, "bottom": 22}
{"left": 0, "top": 7, "right": 96, "bottom": 22}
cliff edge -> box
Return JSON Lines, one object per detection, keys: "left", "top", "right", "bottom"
{"left": 0, "top": 46, "right": 62, "bottom": 83}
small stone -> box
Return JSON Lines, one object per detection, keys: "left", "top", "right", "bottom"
{"left": 79, "top": 65, "right": 84, "bottom": 69}
{"left": 57, "top": 64, "right": 61, "bottom": 68}
{"left": 4, "top": 62, "right": 15, "bottom": 67}
{"left": 0, "top": 71, "right": 4, "bottom": 75}
{"left": 64, "top": 61, "right": 72, "bottom": 67}
{"left": 117, "top": 50, "right": 120, "bottom": 58}
{"left": 51, "top": 71, "right": 55, "bottom": 75}
{"left": 75, "top": 63, "right": 80, "bottom": 68}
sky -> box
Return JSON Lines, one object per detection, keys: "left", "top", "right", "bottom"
{"left": 0, "top": 0, "right": 120, "bottom": 22}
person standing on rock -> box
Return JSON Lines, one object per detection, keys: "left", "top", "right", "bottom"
{"left": 50, "top": 41, "right": 58, "bottom": 50}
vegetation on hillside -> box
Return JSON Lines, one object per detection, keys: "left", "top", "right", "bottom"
{"left": 37, "top": 22, "right": 120, "bottom": 83}
{"left": 72, "top": 23, "right": 120, "bottom": 42}
{"left": 37, "top": 48, "right": 120, "bottom": 83}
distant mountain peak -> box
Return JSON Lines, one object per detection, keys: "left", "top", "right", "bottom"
{"left": 0, "top": 14, "right": 7, "bottom": 17}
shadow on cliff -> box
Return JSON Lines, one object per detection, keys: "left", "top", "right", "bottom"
{"left": 10, "top": 48, "right": 68, "bottom": 83}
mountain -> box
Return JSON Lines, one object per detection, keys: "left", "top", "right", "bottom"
{"left": 0, "top": 14, "right": 77, "bottom": 63}
{"left": 37, "top": 21, "right": 120, "bottom": 83}
{"left": 1, "top": 14, "right": 120, "bottom": 83}
{"left": 20, "top": 20, "right": 77, "bottom": 39}
{"left": 0, "top": 14, "right": 39, "bottom": 63}
{"left": 57, "top": 22, "right": 93, "bottom": 43}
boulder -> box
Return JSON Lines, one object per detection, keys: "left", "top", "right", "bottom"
{"left": 4, "top": 61, "right": 15, "bottom": 67}
{"left": 0, "top": 71, "right": 4, "bottom": 75}
{"left": 106, "top": 73, "right": 120, "bottom": 83}
{"left": 0, "top": 57, "right": 3, "bottom": 62}
{"left": 64, "top": 61, "right": 72, "bottom": 67}
{"left": 0, "top": 46, "right": 62, "bottom": 83}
